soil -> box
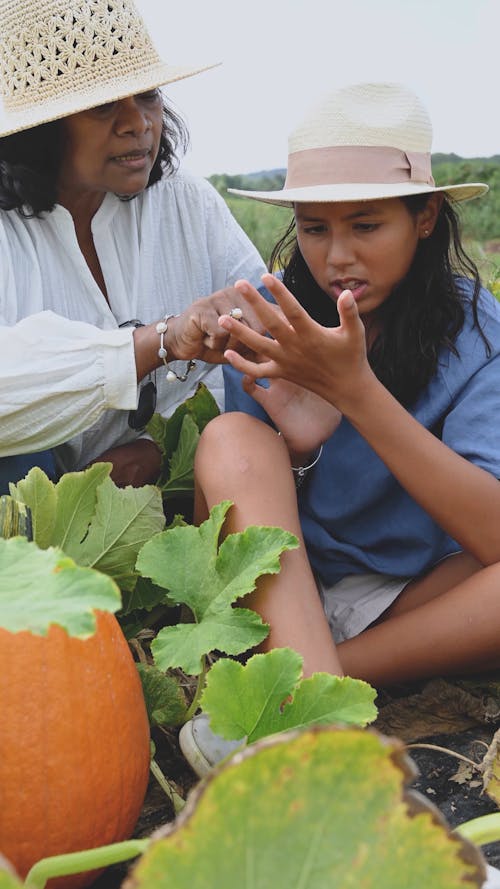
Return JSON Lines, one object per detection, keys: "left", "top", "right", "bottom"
{"left": 91, "top": 675, "right": 500, "bottom": 888}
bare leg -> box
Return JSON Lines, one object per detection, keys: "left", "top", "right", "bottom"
{"left": 194, "top": 412, "right": 343, "bottom": 677}
{"left": 338, "top": 553, "right": 500, "bottom": 686}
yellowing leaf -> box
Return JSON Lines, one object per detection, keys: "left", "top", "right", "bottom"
{"left": 127, "top": 726, "right": 486, "bottom": 889}
{"left": 482, "top": 728, "right": 500, "bottom": 806}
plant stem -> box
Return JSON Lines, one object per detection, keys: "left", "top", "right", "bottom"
{"left": 24, "top": 839, "right": 150, "bottom": 889}
{"left": 150, "top": 757, "right": 185, "bottom": 814}
{"left": 184, "top": 656, "right": 208, "bottom": 723}
{"left": 455, "top": 812, "right": 500, "bottom": 846}
{"left": 406, "top": 743, "right": 481, "bottom": 771}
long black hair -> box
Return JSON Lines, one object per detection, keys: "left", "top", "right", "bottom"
{"left": 269, "top": 195, "right": 487, "bottom": 407}
{"left": 0, "top": 96, "right": 189, "bottom": 216}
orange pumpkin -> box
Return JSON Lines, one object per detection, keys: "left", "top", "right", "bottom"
{"left": 0, "top": 610, "right": 151, "bottom": 889}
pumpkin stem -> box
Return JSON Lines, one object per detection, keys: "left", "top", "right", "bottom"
{"left": 150, "top": 757, "right": 185, "bottom": 814}
{"left": 0, "top": 495, "right": 32, "bottom": 540}
{"left": 455, "top": 812, "right": 500, "bottom": 846}
{"left": 24, "top": 839, "right": 150, "bottom": 889}
{"left": 184, "top": 655, "right": 209, "bottom": 723}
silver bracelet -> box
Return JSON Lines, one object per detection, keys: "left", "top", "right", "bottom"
{"left": 291, "top": 445, "right": 323, "bottom": 487}
{"left": 156, "top": 314, "right": 196, "bottom": 383}
{"left": 277, "top": 432, "right": 323, "bottom": 488}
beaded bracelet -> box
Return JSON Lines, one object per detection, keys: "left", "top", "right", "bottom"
{"left": 156, "top": 315, "right": 196, "bottom": 383}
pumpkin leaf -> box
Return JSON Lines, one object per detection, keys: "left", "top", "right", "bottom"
{"left": 159, "top": 414, "right": 200, "bottom": 496}
{"left": 138, "top": 501, "right": 298, "bottom": 675}
{"left": 128, "top": 726, "right": 486, "bottom": 889}
{"left": 9, "top": 466, "right": 165, "bottom": 593}
{"left": 121, "top": 575, "right": 176, "bottom": 615}
{"left": 137, "top": 663, "right": 188, "bottom": 728}
{"left": 151, "top": 607, "right": 269, "bottom": 676}
{"left": 201, "top": 648, "right": 377, "bottom": 743}
{"left": 147, "top": 383, "right": 220, "bottom": 493}
{"left": 0, "top": 537, "right": 121, "bottom": 636}
{"left": 75, "top": 476, "right": 165, "bottom": 590}
{"left": 138, "top": 501, "right": 298, "bottom": 620}
{"left": 51, "top": 463, "right": 112, "bottom": 550}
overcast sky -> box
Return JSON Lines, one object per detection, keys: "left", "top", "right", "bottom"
{"left": 137, "top": 0, "right": 498, "bottom": 178}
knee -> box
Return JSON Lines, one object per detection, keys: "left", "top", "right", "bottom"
{"left": 195, "top": 412, "right": 286, "bottom": 479}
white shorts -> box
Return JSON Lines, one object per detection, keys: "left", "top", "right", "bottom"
{"left": 317, "top": 572, "right": 412, "bottom": 644}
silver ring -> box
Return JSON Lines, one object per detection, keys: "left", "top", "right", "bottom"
{"left": 229, "top": 307, "right": 243, "bottom": 320}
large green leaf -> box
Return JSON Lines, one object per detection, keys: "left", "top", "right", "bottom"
{"left": 137, "top": 501, "right": 298, "bottom": 621}
{"left": 10, "top": 466, "right": 165, "bottom": 592}
{"left": 75, "top": 476, "right": 165, "bottom": 590}
{"left": 51, "top": 463, "right": 112, "bottom": 550}
{"left": 201, "top": 648, "right": 377, "bottom": 743}
{"left": 159, "top": 414, "right": 200, "bottom": 496}
{"left": 0, "top": 538, "right": 121, "bottom": 636}
{"left": 137, "top": 501, "right": 228, "bottom": 615}
{"left": 127, "top": 726, "right": 486, "bottom": 889}
{"left": 138, "top": 501, "right": 297, "bottom": 674}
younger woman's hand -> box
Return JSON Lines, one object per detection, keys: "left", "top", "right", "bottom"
{"left": 218, "top": 274, "right": 372, "bottom": 413}
{"left": 241, "top": 375, "right": 342, "bottom": 457}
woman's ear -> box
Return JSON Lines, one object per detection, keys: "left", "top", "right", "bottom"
{"left": 418, "top": 193, "right": 444, "bottom": 239}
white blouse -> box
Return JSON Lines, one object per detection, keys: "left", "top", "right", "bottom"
{"left": 0, "top": 170, "right": 266, "bottom": 472}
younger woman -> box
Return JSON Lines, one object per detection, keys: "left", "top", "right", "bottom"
{"left": 193, "top": 82, "right": 500, "bottom": 688}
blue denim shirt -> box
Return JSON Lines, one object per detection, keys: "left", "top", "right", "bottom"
{"left": 223, "top": 280, "right": 500, "bottom": 585}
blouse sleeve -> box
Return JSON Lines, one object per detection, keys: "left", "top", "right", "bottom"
{"left": 0, "top": 311, "right": 138, "bottom": 455}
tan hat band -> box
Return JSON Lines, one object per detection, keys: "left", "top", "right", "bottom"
{"left": 285, "top": 145, "right": 435, "bottom": 189}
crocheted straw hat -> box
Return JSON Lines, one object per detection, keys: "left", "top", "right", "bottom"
{"left": 229, "top": 82, "right": 488, "bottom": 206}
{"left": 0, "top": 0, "right": 217, "bottom": 137}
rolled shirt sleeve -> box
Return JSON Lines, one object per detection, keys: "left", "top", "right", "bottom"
{"left": 0, "top": 312, "right": 138, "bottom": 455}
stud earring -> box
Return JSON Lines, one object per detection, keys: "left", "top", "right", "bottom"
{"left": 423, "top": 229, "right": 430, "bottom": 237}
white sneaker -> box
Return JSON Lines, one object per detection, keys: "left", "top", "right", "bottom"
{"left": 179, "top": 713, "right": 246, "bottom": 778}
{"left": 485, "top": 866, "right": 500, "bottom": 889}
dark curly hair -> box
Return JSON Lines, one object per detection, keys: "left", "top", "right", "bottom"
{"left": 0, "top": 96, "right": 189, "bottom": 216}
{"left": 269, "top": 195, "right": 488, "bottom": 407}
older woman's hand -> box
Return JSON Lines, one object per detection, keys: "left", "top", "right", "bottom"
{"left": 167, "top": 286, "right": 265, "bottom": 364}
{"left": 133, "top": 286, "right": 267, "bottom": 382}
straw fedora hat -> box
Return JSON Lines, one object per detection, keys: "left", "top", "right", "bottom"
{"left": 229, "top": 82, "right": 488, "bottom": 206}
{"left": 0, "top": 0, "right": 217, "bottom": 138}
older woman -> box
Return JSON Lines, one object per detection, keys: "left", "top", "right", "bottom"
{"left": 0, "top": 0, "right": 266, "bottom": 490}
